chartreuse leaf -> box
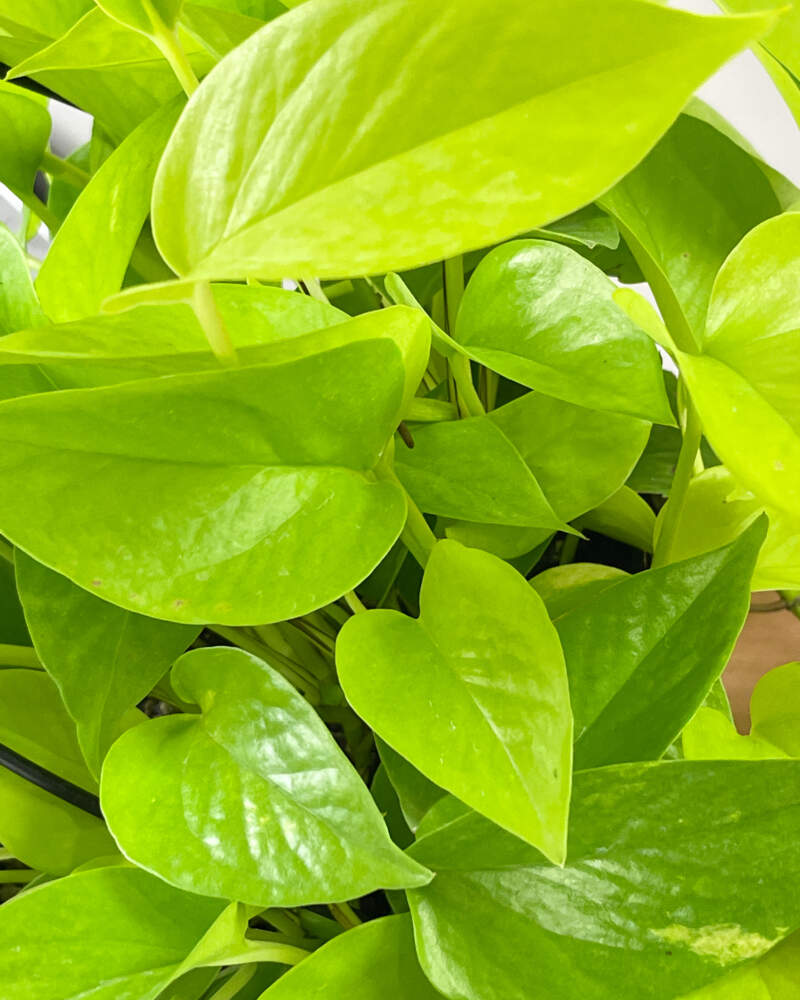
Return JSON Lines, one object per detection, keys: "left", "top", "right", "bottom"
{"left": 554, "top": 518, "right": 765, "bottom": 769}
{"left": 0, "top": 337, "right": 412, "bottom": 624}
{"left": 454, "top": 241, "right": 672, "bottom": 422}
{"left": 0, "top": 83, "right": 50, "bottom": 204}
{"left": 259, "top": 915, "right": 441, "bottom": 999}
{"left": 680, "top": 213, "right": 800, "bottom": 517}
{"left": 16, "top": 552, "right": 199, "bottom": 778}
{"left": 336, "top": 539, "right": 572, "bottom": 863}
{"left": 678, "top": 929, "right": 800, "bottom": 999}
{"left": 653, "top": 466, "right": 800, "bottom": 590}
{"left": 0, "top": 669, "right": 117, "bottom": 873}
{"left": 376, "top": 738, "right": 444, "bottom": 834}
{"left": 531, "top": 563, "right": 628, "bottom": 621}
{"left": 180, "top": 2, "right": 280, "bottom": 59}
{"left": 599, "top": 113, "right": 779, "bottom": 346}
{"left": 36, "top": 99, "right": 183, "bottom": 323}
{"left": 577, "top": 485, "right": 656, "bottom": 552}
{"left": 0, "top": 865, "right": 228, "bottom": 1000}
{"left": 0, "top": 223, "right": 47, "bottom": 335}
{"left": 408, "top": 760, "right": 800, "bottom": 1000}
{"left": 97, "top": 0, "right": 183, "bottom": 35}
{"left": 101, "top": 647, "right": 431, "bottom": 905}
{"left": 152, "top": 0, "right": 773, "bottom": 280}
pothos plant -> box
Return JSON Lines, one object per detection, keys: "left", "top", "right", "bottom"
{"left": 0, "top": 0, "right": 799, "bottom": 997}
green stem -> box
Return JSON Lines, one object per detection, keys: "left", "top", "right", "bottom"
{"left": 652, "top": 396, "right": 702, "bottom": 568}
{"left": 558, "top": 534, "right": 579, "bottom": 566}
{"left": 19, "top": 191, "right": 60, "bottom": 234}
{"left": 443, "top": 255, "right": 464, "bottom": 334}
{"left": 236, "top": 940, "right": 310, "bottom": 967}
{"left": 300, "top": 277, "right": 330, "bottom": 303}
{"left": 329, "top": 902, "right": 361, "bottom": 929}
{"left": 146, "top": 1, "right": 199, "bottom": 97}
{"left": 0, "top": 644, "right": 42, "bottom": 669}
{"left": 374, "top": 457, "right": 436, "bottom": 567}
{"left": 0, "top": 869, "right": 38, "bottom": 883}
{"left": 192, "top": 281, "right": 239, "bottom": 367}
{"left": 212, "top": 626, "right": 320, "bottom": 701}
{"left": 449, "top": 352, "right": 485, "bottom": 417}
{"left": 262, "top": 908, "right": 304, "bottom": 939}
{"left": 344, "top": 590, "right": 367, "bottom": 615}
{"left": 209, "top": 966, "right": 256, "bottom": 1000}
{"left": 40, "top": 150, "right": 90, "bottom": 188}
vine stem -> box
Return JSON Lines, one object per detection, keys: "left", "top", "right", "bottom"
{"left": 19, "top": 191, "right": 59, "bottom": 234}
{"left": 145, "top": 0, "right": 200, "bottom": 97}
{"left": 208, "top": 965, "right": 256, "bottom": 1000}
{"left": 191, "top": 281, "right": 239, "bottom": 367}
{"left": 652, "top": 396, "right": 702, "bottom": 569}
{"left": 374, "top": 456, "right": 436, "bottom": 566}
{"left": 443, "top": 256, "right": 485, "bottom": 417}
{"left": 329, "top": 901, "right": 361, "bottom": 928}
{"left": 344, "top": 590, "right": 367, "bottom": 615}
{"left": 212, "top": 626, "right": 320, "bottom": 702}
{"left": 40, "top": 150, "right": 90, "bottom": 188}
{"left": 0, "top": 644, "right": 42, "bottom": 669}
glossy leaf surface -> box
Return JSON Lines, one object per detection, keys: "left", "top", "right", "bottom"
{"left": 36, "top": 100, "right": 182, "bottom": 323}
{"left": 556, "top": 520, "right": 765, "bottom": 769}
{"left": 0, "top": 84, "right": 50, "bottom": 202}
{"left": 0, "top": 339, "right": 409, "bottom": 624}
{"left": 455, "top": 241, "right": 672, "bottom": 422}
{"left": 680, "top": 213, "right": 800, "bottom": 515}
{"left": 0, "top": 865, "right": 227, "bottom": 1000}
{"left": 0, "top": 669, "right": 116, "bottom": 873}
{"left": 16, "top": 552, "right": 198, "bottom": 776}
{"left": 409, "top": 760, "right": 800, "bottom": 1000}
{"left": 0, "top": 223, "right": 46, "bottom": 336}
{"left": 101, "top": 647, "right": 431, "bottom": 905}
{"left": 152, "top": 0, "right": 771, "bottom": 279}
{"left": 337, "top": 539, "right": 572, "bottom": 863}
{"left": 97, "top": 0, "right": 183, "bottom": 34}
{"left": 260, "top": 915, "right": 441, "bottom": 999}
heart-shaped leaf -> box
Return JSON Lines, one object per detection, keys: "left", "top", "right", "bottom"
{"left": 152, "top": 0, "right": 772, "bottom": 279}
{"left": 336, "top": 539, "right": 572, "bottom": 863}
{"left": 408, "top": 760, "right": 800, "bottom": 1000}
{"left": 0, "top": 865, "right": 227, "bottom": 1000}
{"left": 0, "top": 337, "right": 413, "bottom": 624}
{"left": 554, "top": 518, "right": 765, "bottom": 769}
{"left": 101, "top": 646, "right": 431, "bottom": 905}
{"left": 680, "top": 213, "right": 800, "bottom": 516}
{"left": 16, "top": 552, "right": 199, "bottom": 777}
{"left": 454, "top": 241, "right": 673, "bottom": 422}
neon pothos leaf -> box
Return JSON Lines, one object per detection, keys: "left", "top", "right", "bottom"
{"left": 152, "top": 0, "right": 772, "bottom": 280}
{"left": 16, "top": 551, "right": 199, "bottom": 777}
{"left": 680, "top": 213, "right": 800, "bottom": 517}
{"left": 337, "top": 539, "right": 572, "bottom": 864}
{"left": 101, "top": 647, "right": 432, "bottom": 905}
{"left": 408, "top": 760, "right": 800, "bottom": 1000}
{"left": 0, "top": 336, "right": 416, "bottom": 624}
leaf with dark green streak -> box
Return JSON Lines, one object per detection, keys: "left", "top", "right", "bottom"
{"left": 0, "top": 865, "right": 228, "bottom": 1000}
{"left": 152, "top": 0, "right": 772, "bottom": 279}
{"left": 337, "top": 539, "right": 572, "bottom": 863}
{"left": 0, "top": 337, "right": 414, "bottom": 624}
{"left": 35, "top": 99, "right": 183, "bottom": 323}
{"left": 454, "top": 241, "right": 672, "bottom": 422}
{"left": 101, "top": 647, "right": 431, "bottom": 905}
{"left": 260, "top": 915, "right": 442, "bottom": 999}
{"left": 556, "top": 518, "right": 765, "bottom": 769}
{"left": 16, "top": 552, "right": 199, "bottom": 777}
{"left": 408, "top": 760, "right": 800, "bottom": 1000}
{"left": 0, "top": 669, "right": 117, "bottom": 873}
{"left": 599, "top": 113, "right": 779, "bottom": 345}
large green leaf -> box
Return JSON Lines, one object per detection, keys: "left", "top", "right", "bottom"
{"left": 97, "top": 0, "right": 184, "bottom": 34}
{"left": 0, "top": 338, "right": 412, "bottom": 624}
{"left": 101, "top": 647, "right": 431, "bottom": 905}
{"left": 0, "top": 223, "right": 47, "bottom": 336}
{"left": 36, "top": 100, "right": 183, "bottom": 323}
{"left": 0, "top": 83, "right": 50, "bottom": 203}
{"left": 680, "top": 213, "right": 800, "bottom": 516}
{"left": 0, "top": 865, "right": 228, "bottom": 1000}
{"left": 0, "top": 669, "right": 117, "bottom": 873}
{"left": 454, "top": 241, "right": 672, "bottom": 422}
{"left": 151, "top": 0, "right": 772, "bottom": 280}
{"left": 653, "top": 466, "right": 800, "bottom": 590}
{"left": 260, "top": 915, "right": 441, "bottom": 999}
{"left": 336, "top": 539, "right": 572, "bottom": 863}
{"left": 555, "top": 519, "right": 765, "bottom": 769}
{"left": 679, "top": 930, "right": 800, "bottom": 999}
{"left": 16, "top": 552, "right": 199, "bottom": 777}
{"left": 408, "top": 760, "right": 800, "bottom": 1000}
{"left": 599, "top": 113, "right": 779, "bottom": 346}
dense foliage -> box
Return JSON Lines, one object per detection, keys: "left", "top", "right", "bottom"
{"left": 0, "top": 0, "right": 799, "bottom": 997}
